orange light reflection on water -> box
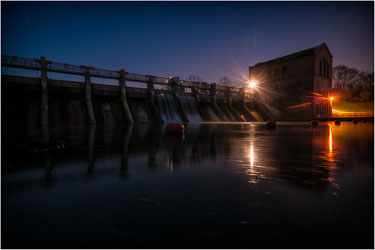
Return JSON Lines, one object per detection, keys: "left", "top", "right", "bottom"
{"left": 245, "top": 140, "right": 264, "bottom": 184}
{"left": 329, "top": 124, "right": 333, "bottom": 154}
{"left": 249, "top": 143, "right": 254, "bottom": 168}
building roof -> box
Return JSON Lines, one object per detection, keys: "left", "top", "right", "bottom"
{"left": 250, "top": 43, "right": 332, "bottom": 68}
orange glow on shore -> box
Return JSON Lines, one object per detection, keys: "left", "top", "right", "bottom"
{"left": 332, "top": 109, "right": 374, "bottom": 118}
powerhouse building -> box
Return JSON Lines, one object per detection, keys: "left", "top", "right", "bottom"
{"left": 249, "top": 43, "right": 333, "bottom": 121}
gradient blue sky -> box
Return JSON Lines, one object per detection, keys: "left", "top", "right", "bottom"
{"left": 2, "top": 1, "right": 374, "bottom": 86}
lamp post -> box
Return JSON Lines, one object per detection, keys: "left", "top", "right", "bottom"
{"left": 329, "top": 96, "right": 334, "bottom": 118}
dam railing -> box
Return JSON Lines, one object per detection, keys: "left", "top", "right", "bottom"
{"left": 1, "top": 55, "right": 247, "bottom": 96}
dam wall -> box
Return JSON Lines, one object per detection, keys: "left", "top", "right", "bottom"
{"left": 1, "top": 55, "right": 275, "bottom": 126}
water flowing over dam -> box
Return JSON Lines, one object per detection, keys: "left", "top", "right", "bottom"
{"left": 178, "top": 96, "right": 203, "bottom": 122}
{"left": 156, "top": 94, "right": 183, "bottom": 123}
{"left": 1, "top": 55, "right": 276, "bottom": 126}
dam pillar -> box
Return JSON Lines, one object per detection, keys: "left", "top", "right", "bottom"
{"left": 239, "top": 87, "right": 256, "bottom": 121}
{"left": 226, "top": 87, "right": 243, "bottom": 121}
{"left": 147, "top": 76, "right": 156, "bottom": 104}
{"left": 239, "top": 88, "right": 246, "bottom": 106}
{"left": 191, "top": 83, "right": 200, "bottom": 104}
{"left": 170, "top": 77, "right": 180, "bottom": 96}
{"left": 209, "top": 83, "right": 217, "bottom": 105}
{"left": 84, "top": 67, "right": 96, "bottom": 125}
{"left": 210, "top": 83, "right": 226, "bottom": 121}
{"left": 147, "top": 75, "right": 163, "bottom": 123}
{"left": 38, "top": 57, "right": 49, "bottom": 126}
{"left": 119, "top": 69, "right": 134, "bottom": 124}
{"left": 170, "top": 77, "right": 188, "bottom": 122}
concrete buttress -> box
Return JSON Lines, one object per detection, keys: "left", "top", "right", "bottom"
{"left": 119, "top": 69, "right": 134, "bottom": 124}
{"left": 84, "top": 67, "right": 96, "bottom": 125}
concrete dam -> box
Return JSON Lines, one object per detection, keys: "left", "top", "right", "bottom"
{"left": 2, "top": 55, "right": 275, "bottom": 126}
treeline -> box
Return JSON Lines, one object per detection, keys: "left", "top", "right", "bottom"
{"left": 178, "top": 75, "right": 233, "bottom": 86}
{"left": 333, "top": 65, "right": 374, "bottom": 102}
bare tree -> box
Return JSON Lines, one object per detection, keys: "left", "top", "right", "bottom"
{"left": 358, "top": 71, "right": 374, "bottom": 101}
{"left": 219, "top": 76, "right": 232, "bottom": 86}
{"left": 333, "top": 65, "right": 374, "bottom": 101}
{"left": 359, "top": 71, "right": 374, "bottom": 88}
{"left": 333, "top": 65, "right": 359, "bottom": 90}
{"left": 185, "top": 75, "right": 203, "bottom": 82}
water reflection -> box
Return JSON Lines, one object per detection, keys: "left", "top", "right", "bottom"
{"left": 249, "top": 142, "right": 254, "bottom": 167}
{"left": 329, "top": 124, "right": 333, "bottom": 154}
{"left": 236, "top": 122, "right": 374, "bottom": 191}
{"left": 44, "top": 154, "right": 54, "bottom": 188}
{"left": 2, "top": 122, "right": 373, "bottom": 249}
{"left": 41, "top": 124, "right": 49, "bottom": 144}
{"left": 2, "top": 122, "right": 373, "bottom": 191}
{"left": 87, "top": 125, "right": 95, "bottom": 176}
{"left": 120, "top": 125, "right": 133, "bottom": 177}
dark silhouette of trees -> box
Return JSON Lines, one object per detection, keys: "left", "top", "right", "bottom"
{"left": 219, "top": 76, "right": 232, "bottom": 86}
{"left": 185, "top": 75, "right": 203, "bottom": 82}
{"left": 332, "top": 65, "right": 373, "bottom": 102}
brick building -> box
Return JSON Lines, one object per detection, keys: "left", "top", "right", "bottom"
{"left": 249, "top": 43, "right": 333, "bottom": 121}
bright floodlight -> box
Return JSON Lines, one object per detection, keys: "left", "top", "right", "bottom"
{"left": 249, "top": 81, "right": 257, "bottom": 89}
{"left": 330, "top": 97, "right": 334, "bottom": 101}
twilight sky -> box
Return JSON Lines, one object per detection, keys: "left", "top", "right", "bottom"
{"left": 2, "top": 1, "right": 374, "bottom": 86}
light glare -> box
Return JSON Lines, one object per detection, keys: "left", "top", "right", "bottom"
{"left": 249, "top": 81, "right": 257, "bottom": 89}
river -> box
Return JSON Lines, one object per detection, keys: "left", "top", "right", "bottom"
{"left": 2, "top": 122, "right": 374, "bottom": 248}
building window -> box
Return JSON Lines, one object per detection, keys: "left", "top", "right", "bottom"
{"left": 267, "top": 69, "right": 272, "bottom": 81}
{"left": 319, "top": 59, "right": 322, "bottom": 76}
{"left": 320, "top": 58, "right": 330, "bottom": 78}
{"left": 282, "top": 66, "right": 288, "bottom": 79}
{"left": 274, "top": 68, "right": 280, "bottom": 81}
